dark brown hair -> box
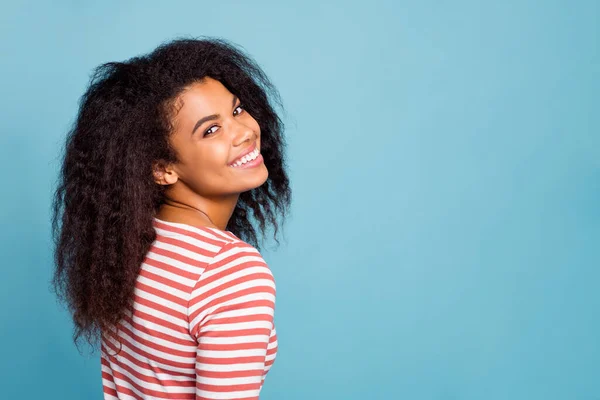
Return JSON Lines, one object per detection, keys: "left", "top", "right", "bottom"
{"left": 51, "top": 37, "right": 291, "bottom": 353}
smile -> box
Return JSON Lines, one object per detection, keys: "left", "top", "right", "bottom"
{"left": 230, "top": 147, "right": 261, "bottom": 168}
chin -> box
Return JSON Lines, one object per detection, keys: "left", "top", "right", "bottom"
{"left": 252, "top": 166, "right": 270, "bottom": 188}
{"left": 237, "top": 165, "right": 269, "bottom": 193}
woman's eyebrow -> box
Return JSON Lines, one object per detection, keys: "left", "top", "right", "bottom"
{"left": 191, "top": 95, "right": 238, "bottom": 135}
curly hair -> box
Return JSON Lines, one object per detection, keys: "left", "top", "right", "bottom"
{"left": 51, "top": 36, "right": 292, "bottom": 354}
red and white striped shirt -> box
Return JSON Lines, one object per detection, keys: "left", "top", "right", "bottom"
{"left": 101, "top": 218, "right": 278, "bottom": 399}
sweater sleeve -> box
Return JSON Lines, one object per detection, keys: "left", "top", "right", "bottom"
{"left": 188, "top": 241, "right": 277, "bottom": 400}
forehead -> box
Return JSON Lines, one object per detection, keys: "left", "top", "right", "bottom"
{"left": 169, "top": 77, "right": 234, "bottom": 132}
{"left": 176, "top": 77, "right": 232, "bottom": 112}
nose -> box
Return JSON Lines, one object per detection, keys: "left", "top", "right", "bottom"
{"left": 232, "top": 120, "right": 255, "bottom": 146}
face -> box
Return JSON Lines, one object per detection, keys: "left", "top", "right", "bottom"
{"left": 156, "top": 77, "right": 268, "bottom": 198}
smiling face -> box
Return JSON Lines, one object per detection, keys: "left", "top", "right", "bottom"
{"left": 154, "top": 77, "right": 269, "bottom": 199}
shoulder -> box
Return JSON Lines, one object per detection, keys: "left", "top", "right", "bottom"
{"left": 209, "top": 240, "right": 263, "bottom": 263}
{"left": 187, "top": 238, "right": 275, "bottom": 333}
{"left": 152, "top": 218, "right": 242, "bottom": 258}
{"left": 151, "top": 217, "right": 271, "bottom": 278}
{"left": 202, "top": 240, "right": 269, "bottom": 284}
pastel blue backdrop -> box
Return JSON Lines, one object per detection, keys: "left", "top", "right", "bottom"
{"left": 0, "top": 1, "right": 598, "bottom": 399}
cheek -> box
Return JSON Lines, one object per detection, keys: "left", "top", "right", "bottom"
{"left": 253, "top": 119, "right": 261, "bottom": 135}
{"left": 182, "top": 148, "right": 230, "bottom": 194}
{"left": 190, "top": 145, "right": 229, "bottom": 175}
{"left": 245, "top": 114, "right": 260, "bottom": 134}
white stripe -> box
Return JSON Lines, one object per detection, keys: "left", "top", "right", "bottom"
{"left": 205, "top": 245, "right": 258, "bottom": 266}
{"left": 101, "top": 372, "right": 117, "bottom": 390}
{"left": 147, "top": 244, "right": 205, "bottom": 269}
{"left": 199, "top": 347, "right": 268, "bottom": 358}
{"left": 101, "top": 389, "right": 119, "bottom": 400}
{"left": 128, "top": 312, "right": 189, "bottom": 339}
{"left": 190, "top": 267, "right": 275, "bottom": 313}
{"left": 199, "top": 375, "right": 265, "bottom": 386}
{"left": 133, "top": 301, "right": 187, "bottom": 328}
{"left": 119, "top": 318, "right": 196, "bottom": 353}
{"left": 200, "top": 255, "right": 265, "bottom": 280}
{"left": 200, "top": 320, "right": 273, "bottom": 333}
{"left": 102, "top": 228, "right": 277, "bottom": 398}
{"left": 196, "top": 362, "right": 267, "bottom": 372}
{"left": 267, "top": 339, "right": 278, "bottom": 349}
{"left": 103, "top": 336, "right": 196, "bottom": 375}
{"left": 190, "top": 292, "right": 275, "bottom": 333}
{"left": 133, "top": 285, "right": 187, "bottom": 315}
{"left": 105, "top": 373, "right": 146, "bottom": 399}
{"left": 189, "top": 276, "right": 275, "bottom": 317}
{"left": 105, "top": 347, "right": 195, "bottom": 383}
{"left": 208, "top": 262, "right": 271, "bottom": 281}
{"left": 136, "top": 274, "right": 190, "bottom": 300}
{"left": 265, "top": 354, "right": 276, "bottom": 363}
{"left": 199, "top": 334, "right": 274, "bottom": 345}
{"left": 154, "top": 226, "right": 228, "bottom": 250}
{"left": 196, "top": 388, "right": 259, "bottom": 399}
{"left": 208, "top": 306, "right": 275, "bottom": 319}
{"left": 141, "top": 258, "right": 199, "bottom": 287}
{"left": 114, "top": 325, "right": 195, "bottom": 365}
{"left": 110, "top": 370, "right": 195, "bottom": 397}
{"left": 150, "top": 239, "right": 215, "bottom": 264}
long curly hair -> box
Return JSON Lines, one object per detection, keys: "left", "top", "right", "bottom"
{"left": 51, "top": 37, "right": 292, "bottom": 354}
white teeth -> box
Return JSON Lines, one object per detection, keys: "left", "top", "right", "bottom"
{"left": 232, "top": 148, "right": 259, "bottom": 167}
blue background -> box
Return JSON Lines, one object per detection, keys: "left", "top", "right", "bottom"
{"left": 1, "top": 0, "right": 598, "bottom": 398}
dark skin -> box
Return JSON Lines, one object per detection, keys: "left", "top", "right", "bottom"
{"left": 152, "top": 77, "right": 269, "bottom": 230}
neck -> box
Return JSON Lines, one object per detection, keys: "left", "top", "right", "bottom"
{"left": 157, "top": 185, "right": 240, "bottom": 231}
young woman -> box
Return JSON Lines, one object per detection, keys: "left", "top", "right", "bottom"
{"left": 51, "top": 37, "right": 291, "bottom": 399}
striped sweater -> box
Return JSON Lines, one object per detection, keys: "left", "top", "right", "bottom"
{"left": 100, "top": 218, "right": 278, "bottom": 399}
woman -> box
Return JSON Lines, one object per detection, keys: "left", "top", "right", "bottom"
{"left": 51, "top": 37, "right": 291, "bottom": 399}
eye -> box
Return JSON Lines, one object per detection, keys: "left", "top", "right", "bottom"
{"left": 233, "top": 103, "right": 245, "bottom": 116}
{"left": 203, "top": 104, "right": 245, "bottom": 137}
{"left": 204, "top": 125, "right": 219, "bottom": 137}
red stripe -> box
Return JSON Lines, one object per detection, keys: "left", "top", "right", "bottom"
{"left": 153, "top": 220, "right": 224, "bottom": 247}
{"left": 132, "top": 293, "right": 187, "bottom": 322}
{"left": 106, "top": 349, "right": 196, "bottom": 388}
{"left": 102, "top": 225, "right": 277, "bottom": 398}
{"left": 131, "top": 309, "right": 190, "bottom": 335}
{"left": 196, "top": 368, "right": 265, "bottom": 379}
{"left": 110, "top": 368, "right": 195, "bottom": 399}
{"left": 122, "top": 314, "right": 195, "bottom": 347}
{"left": 204, "top": 313, "right": 273, "bottom": 326}
{"left": 117, "top": 323, "right": 196, "bottom": 359}
{"left": 190, "top": 286, "right": 275, "bottom": 326}
{"left": 196, "top": 380, "right": 261, "bottom": 392}
{"left": 102, "top": 343, "right": 195, "bottom": 383}
{"left": 196, "top": 354, "right": 268, "bottom": 365}
{"left": 135, "top": 280, "right": 189, "bottom": 308}
{"left": 103, "top": 330, "right": 196, "bottom": 370}
{"left": 137, "top": 268, "right": 192, "bottom": 294}
{"left": 189, "top": 257, "right": 269, "bottom": 291}
{"left": 200, "top": 327, "right": 272, "bottom": 338}
{"left": 144, "top": 249, "right": 200, "bottom": 279}
{"left": 102, "top": 385, "right": 118, "bottom": 398}
{"left": 200, "top": 341, "right": 273, "bottom": 351}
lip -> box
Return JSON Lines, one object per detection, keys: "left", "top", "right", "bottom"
{"left": 229, "top": 142, "right": 258, "bottom": 166}
{"left": 230, "top": 153, "right": 264, "bottom": 169}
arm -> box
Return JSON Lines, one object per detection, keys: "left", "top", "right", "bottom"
{"left": 188, "top": 242, "right": 276, "bottom": 400}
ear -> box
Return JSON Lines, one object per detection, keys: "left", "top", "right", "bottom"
{"left": 152, "top": 160, "right": 179, "bottom": 185}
